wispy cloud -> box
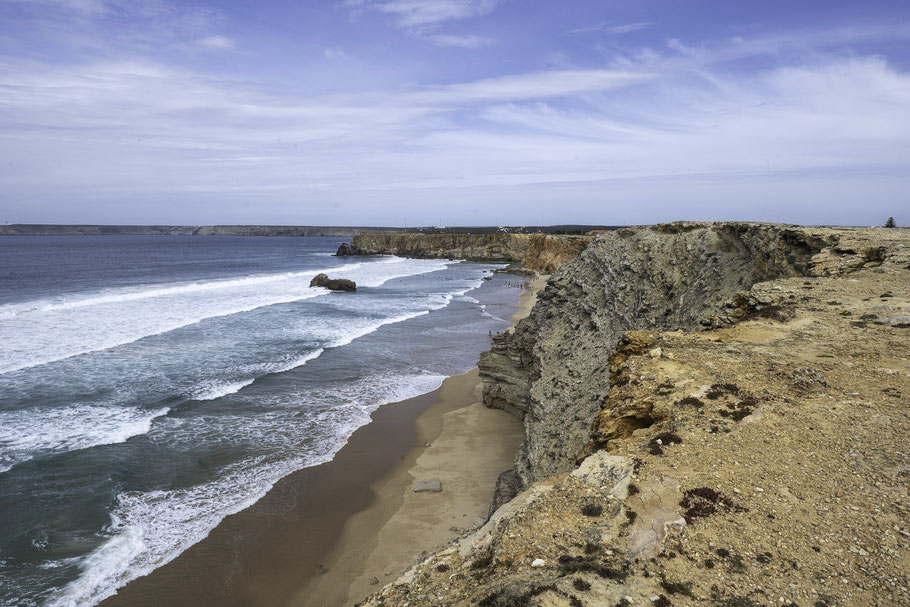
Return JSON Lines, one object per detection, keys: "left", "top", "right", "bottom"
{"left": 2, "top": 9, "right": 909, "bottom": 224}
{"left": 423, "top": 69, "right": 652, "bottom": 103}
{"left": 196, "top": 35, "right": 235, "bottom": 50}
{"left": 344, "top": 0, "right": 498, "bottom": 28}
{"left": 323, "top": 47, "right": 347, "bottom": 60}
{"left": 572, "top": 21, "right": 651, "bottom": 35}
{"left": 425, "top": 33, "right": 494, "bottom": 48}
{"left": 1, "top": 0, "right": 230, "bottom": 55}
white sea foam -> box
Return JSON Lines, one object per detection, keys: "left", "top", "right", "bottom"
{"left": 0, "top": 257, "right": 451, "bottom": 376}
{"left": 0, "top": 405, "right": 169, "bottom": 474}
{"left": 10, "top": 256, "right": 503, "bottom": 604}
{"left": 327, "top": 310, "right": 431, "bottom": 348}
{"left": 0, "top": 264, "right": 364, "bottom": 320}
{"left": 267, "top": 348, "right": 326, "bottom": 375}
{"left": 188, "top": 378, "right": 257, "bottom": 401}
{"left": 44, "top": 372, "right": 447, "bottom": 607}
{"left": 185, "top": 348, "right": 327, "bottom": 401}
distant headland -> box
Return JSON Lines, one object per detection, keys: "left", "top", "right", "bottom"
{"left": 0, "top": 224, "right": 619, "bottom": 236}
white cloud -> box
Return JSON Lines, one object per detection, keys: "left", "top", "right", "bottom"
{"left": 1, "top": 0, "right": 231, "bottom": 54}
{"left": 425, "top": 33, "right": 494, "bottom": 48}
{"left": 0, "top": 0, "right": 107, "bottom": 15}
{"left": 345, "top": 0, "right": 498, "bottom": 28}
{"left": 323, "top": 47, "right": 347, "bottom": 60}
{"left": 196, "top": 35, "right": 235, "bottom": 50}
{"left": 572, "top": 21, "right": 652, "bottom": 35}
{"left": 1, "top": 23, "right": 909, "bottom": 224}
{"left": 422, "top": 69, "right": 653, "bottom": 103}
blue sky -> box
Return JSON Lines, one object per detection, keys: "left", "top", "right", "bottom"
{"left": 1, "top": 0, "right": 908, "bottom": 226}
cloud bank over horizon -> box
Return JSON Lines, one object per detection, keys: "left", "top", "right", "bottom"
{"left": 1, "top": 0, "right": 908, "bottom": 226}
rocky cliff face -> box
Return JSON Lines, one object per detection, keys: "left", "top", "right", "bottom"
{"left": 364, "top": 223, "right": 910, "bottom": 607}
{"left": 347, "top": 233, "right": 590, "bottom": 273}
{"left": 479, "top": 222, "right": 908, "bottom": 489}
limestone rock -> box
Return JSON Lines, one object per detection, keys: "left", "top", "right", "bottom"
{"left": 478, "top": 222, "right": 910, "bottom": 488}
{"left": 347, "top": 233, "right": 589, "bottom": 273}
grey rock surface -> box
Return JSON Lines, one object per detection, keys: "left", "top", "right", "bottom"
{"left": 479, "top": 222, "right": 909, "bottom": 489}
{"left": 412, "top": 479, "right": 443, "bottom": 493}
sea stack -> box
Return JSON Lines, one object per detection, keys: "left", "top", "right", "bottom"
{"left": 334, "top": 242, "right": 354, "bottom": 256}
{"left": 309, "top": 273, "right": 356, "bottom": 291}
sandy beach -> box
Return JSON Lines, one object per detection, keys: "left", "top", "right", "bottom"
{"left": 95, "top": 274, "right": 543, "bottom": 607}
{"left": 295, "top": 275, "right": 546, "bottom": 606}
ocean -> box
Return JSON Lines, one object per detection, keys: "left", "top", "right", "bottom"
{"left": 0, "top": 236, "right": 520, "bottom": 606}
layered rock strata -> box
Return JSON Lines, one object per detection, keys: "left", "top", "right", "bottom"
{"left": 362, "top": 223, "right": 910, "bottom": 606}
{"left": 479, "top": 222, "right": 906, "bottom": 489}
{"left": 344, "top": 233, "right": 590, "bottom": 273}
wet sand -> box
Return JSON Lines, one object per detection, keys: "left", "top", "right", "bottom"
{"left": 298, "top": 276, "right": 546, "bottom": 606}
{"left": 100, "top": 389, "right": 444, "bottom": 607}
{"left": 296, "top": 371, "right": 523, "bottom": 606}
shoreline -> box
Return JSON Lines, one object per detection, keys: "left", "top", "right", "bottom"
{"left": 99, "top": 273, "right": 542, "bottom": 607}
{"left": 296, "top": 275, "right": 546, "bottom": 606}
{"left": 99, "top": 389, "right": 444, "bottom": 607}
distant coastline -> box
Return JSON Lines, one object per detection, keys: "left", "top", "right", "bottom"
{"left": 0, "top": 224, "right": 382, "bottom": 237}
{"left": 0, "top": 224, "right": 620, "bottom": 236}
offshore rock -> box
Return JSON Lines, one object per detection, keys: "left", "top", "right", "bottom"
{"left": 309, "top": 273, "right": 356, "bottom": 291}
{"left": 334, "top": 242, "right": 353, "bottom": 256}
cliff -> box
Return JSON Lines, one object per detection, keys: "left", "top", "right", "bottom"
{"left": 363, "top": 223, "right": 910, "bottom": 607}
{"left": 478, "top": 223, "right": 905, "bottom": 488}
{"left": 346, "top": 233, "right": 590, "bottom": 273}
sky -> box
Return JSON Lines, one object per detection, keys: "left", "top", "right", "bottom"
{"left": 0, "top": 0, "right": 908, "bottom": 227}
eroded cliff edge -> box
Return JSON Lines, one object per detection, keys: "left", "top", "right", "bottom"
{"left": 362, "top": 222, "right": 910, "bottom": 607}
{"left": 345, "top": 232, "right": 590, "bottom": 273}
{"left": 478, "top": 223, "right": 900, "bottom": 489}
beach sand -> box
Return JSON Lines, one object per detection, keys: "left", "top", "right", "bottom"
{"left": 294, "top": 276, "right": 546, "bottom": 606}
{"left": 100, "top": 275, "right": 544, "bottom": 607}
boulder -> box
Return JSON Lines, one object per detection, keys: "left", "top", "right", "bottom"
{"left": 309, "top": 273, "right": 356, "bottom": 291}
{"left": 335, "top": 242, "right": 353, "bottom": 256}
{"left": 412, "top": 479, "right": 443, "bottom": 493}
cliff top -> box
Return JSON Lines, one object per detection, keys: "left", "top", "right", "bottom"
{"left": 363, "top": 224, "right": 910, "bottom": 607}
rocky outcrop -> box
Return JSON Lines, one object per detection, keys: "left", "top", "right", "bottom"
{"left": 309, "top": 273, "right": 356, "bottom": 291}
{"left": 345, "top": 233, "right": 590, "bottom": 273}
{"left": 363, "top": 223, "right": 910, "bottom": 607}
{"left": 479, "top": 222, "right": 910, "bottom": 488}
